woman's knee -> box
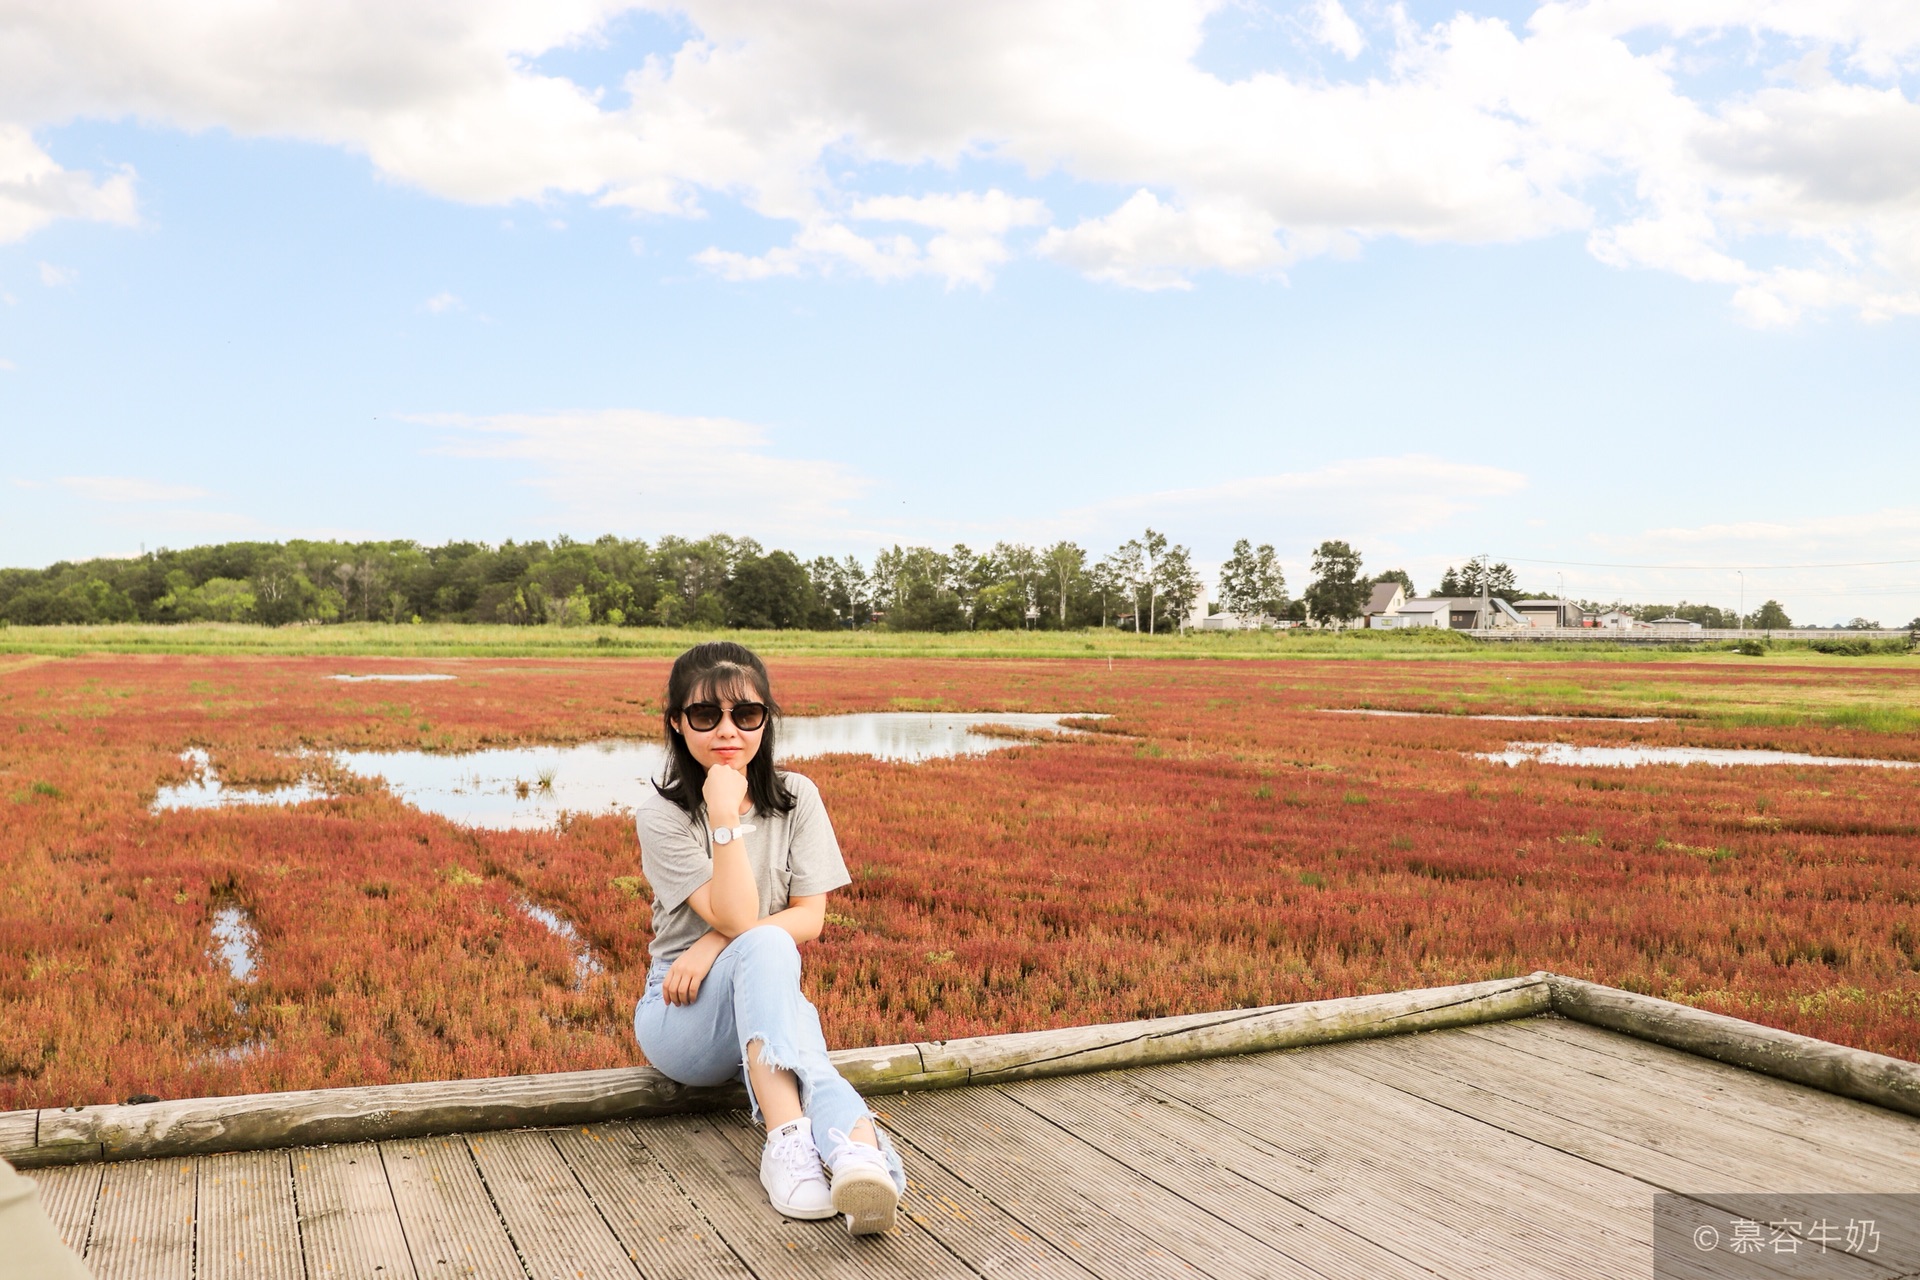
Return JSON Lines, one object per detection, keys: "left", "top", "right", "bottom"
{"left": 732, "top": 924, "right": 800, "bottom": 973}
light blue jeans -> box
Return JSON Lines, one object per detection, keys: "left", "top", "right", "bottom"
{"left": 634, "top": 925, "right": 906, "bottom": 1193}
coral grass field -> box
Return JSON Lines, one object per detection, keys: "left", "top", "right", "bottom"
{"left": 2, "top": 651, "right": 1917, "bottom": 1108}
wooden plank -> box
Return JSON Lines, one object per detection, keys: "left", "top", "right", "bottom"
{"left": 23, "top": 977, "right": 1546, "bottom": 1165}
{"left": 0, "top": 1109, "right": 38, "bottom": 1162}
{"left": 31, "top": 1163, "right": 102, "bottom": 1255}
{"left": 551, "top": 1124, "right": 751, "bottom": 1280}
{"left": 198, "top": 1148, "right": 304, "bottom": 1280}
{"left": 464, "top": 1129, "right": 638, "bottom": 1279}
{"left": 1548, "top": 973, "right": 1920, "bottom": 1119}
{"left": 887, "top": 1083, "right": 1302, "bottom": 1279}
{"left": 382, "top": 1136, "right": 527, "bottom": 1280}
{"left": 1310, "top": 1039, "right": 1896, "bottom": 1279}
{"left": 862, "top": 1099, "right": 1102, "bottom": 1280}
{"left": 639, "top": 1112, "right": 976, "bottom": 1280}
{"left": 292, "top": 1142, "right": 418, "bottom": 1280}
{"left": 1138, "top": 1054, "right": 1649, "bottom": 1278}
{"left": 1490, "top": 1016, "right": 1920, "bottom": 1168}
{"left": 85, "top": 1157, "right": 196, "bottom": 1280}
{"left": 997, "top": 1071, "right": 1437, "bottom": 1280}
{"left": 1387, "top": 1026, "right": 1919, "bottom": 1191}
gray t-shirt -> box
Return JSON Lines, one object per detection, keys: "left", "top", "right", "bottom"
{"left": 637, "top": 772, "right": 850, "bottom": 968}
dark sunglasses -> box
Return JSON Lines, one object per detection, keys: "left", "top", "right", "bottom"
{"left": 681, "top": 701, "right": 769, "bottom": 733}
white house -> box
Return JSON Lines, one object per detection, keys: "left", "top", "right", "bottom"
{"left": 1511, "top": 598, "right": 1583, "bottom": 629}
{"left": 1362, "top": 581, "right": 1407, "bottom": 628}
{"left": 1649, "top": 616, "right": 1703, "bottom": 633}
{"left": 1595, "top": 611, "right": 1644, "bottom": 630}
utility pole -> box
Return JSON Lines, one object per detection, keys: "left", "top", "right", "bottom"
{"left": 1738, "top": 570, "right": 1744, "bottom": 630}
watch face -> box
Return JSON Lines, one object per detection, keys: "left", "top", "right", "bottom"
{"left": 712, "top": 827, "right": 730, "bottom": 844}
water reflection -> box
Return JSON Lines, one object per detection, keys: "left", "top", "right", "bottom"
{"left": 1477, "top": 742, "right": 1918, "bottom": 769}
{"left": 157, "top": 749, "right": 325, "bottom": 810}
{"left": 518, "top": 899, "right": 605, "bottom": 987}
{"left": 209, "top": 904, "right": 259, "bottom": 982}
{"left": 328, "top": 674, "right": 456, "bottom": 683}
{"left": 155, "top": 712, "right": 1097, "bottom": 830}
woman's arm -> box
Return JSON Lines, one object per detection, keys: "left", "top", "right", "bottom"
{"left": 688, "top": 762, "right": 759, "bottom": 935}
{"left": 659, "top": 896, "right": 827, "bottom": 1005}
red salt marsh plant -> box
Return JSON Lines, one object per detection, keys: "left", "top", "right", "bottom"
{"left": 0, "top": 651, "right": 1916, "bottom": 1108}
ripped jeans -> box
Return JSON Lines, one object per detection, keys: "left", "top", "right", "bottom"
{"left": 634, "top": 925, "right": 906, "bottom": 1194}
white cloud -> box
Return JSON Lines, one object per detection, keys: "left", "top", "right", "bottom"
{"left": 57, "top": 475, "right": 210, "bottom": 502}
{"left": 38, "top": 262, "right": 75, "bottom": 287}
{"left": 1309, "top": 0, "right": 1367, "bottom": 59}
{"left": 0, "top": 125, "right": 136, "bottom": 244}
{"left": 0, "top": 357, "right": 14, "bottom": 371}
{"left": 423, "top": 291, "right": 462, "bottom": 313}
{"left": 4, "top": 1, "right": 1920, "bottom": 313}
{"left": 418, "top": 408, "right": 870, "bottom": 538}
{"left": 699, "top": 189, "right": 1049, "bottom": 287}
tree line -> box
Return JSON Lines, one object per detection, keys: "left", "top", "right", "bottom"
{"left": 4, "top": 536, "right": 1883, "bottom": 632}
{"left": 0, "top": 531, "right": 1223, "bottom": 632}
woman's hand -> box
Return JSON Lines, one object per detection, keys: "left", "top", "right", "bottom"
{"left": 702, "top": 759, "right": 749, "bottom": 823}
{"left": 663, "top": 932, "right": 728, "bottom": 1006}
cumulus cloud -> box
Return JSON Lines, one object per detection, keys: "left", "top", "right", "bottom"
{"left": 418, "top": 408, "right": 869, "bottom": 538}
{"left": 5, "top": 1, "right": 1920, "bottom": 314}
{"left": 0, "top": 125, "right": 136, "bottom": 244}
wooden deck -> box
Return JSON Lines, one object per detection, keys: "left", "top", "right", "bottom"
{"left": 33, "top": 1013, "right": 1920, "bottom": 1279}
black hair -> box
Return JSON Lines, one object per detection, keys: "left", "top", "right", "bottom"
{"left": 654, "top": 640, "right": 796, "bottom": 819}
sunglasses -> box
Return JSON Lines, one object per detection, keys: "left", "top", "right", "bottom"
{"left": 681, "top": 701, "right": 769, "bottom": 733}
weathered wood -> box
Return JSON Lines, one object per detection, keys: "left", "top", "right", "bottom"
{"left": 464, "top": 1128, "right": 640, "bottom": 1279}
{"left": 994, "top": 1072, "right": 1428, "bottom": 1280}
{"left": 5, "top": 974, "right": 1547, "bottom": 1167}
{"left": 197, "top": 1148, "right": 304, "bottom": 1280}
{"left": 1468, "top": 1018, "right": 1920, "bottom": 1178}
{"left": 1547, "top": 973, "right": 1920, "bottom": 1119}
{"left": 30, "top": 1162, "right": 102, "bottom": 1254}
{"left": 551, "top": 1124, "right": 752, "bottom": 1280}
{"left": 1139, "top": 1054, "right": 1646, "bottom": 1277}
{"left": 290, "top": 1142, "right": 419, "bottom": 1280}
{"left": 696, "top": 1111, "right": 983, "bottom": 1279}
{"left": 902, "top": 974, "right": 1550, "bottom": 1089}
{"left": 862, "top": 1100, "right": 1099, "bottom": 1280}
{"left": 382, "top": 1136, "right": 528, "bottom": 1279}
{"left": 887, "top": 1085, "right": 1291, "bottom": 1279}
{"left": 85, "top": 1158, "right": 196, "bottom": 1280}
{"left": 22, "top": 1070, "right": 747, "bottom": 1167}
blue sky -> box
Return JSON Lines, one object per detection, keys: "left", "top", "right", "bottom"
{"left": 3, "top": 1, "right": 1919, "bottom": 623}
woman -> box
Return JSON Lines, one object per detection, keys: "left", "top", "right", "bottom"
{"left": 633, "top": 641, "right": 906, "bottom": 1235}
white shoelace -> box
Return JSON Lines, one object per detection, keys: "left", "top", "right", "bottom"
{"left": 768, "top": 1129, "right": 824, "bottom": 1181}
{"left": 824, "top": 1127, "right": 889, "bottom": 1173}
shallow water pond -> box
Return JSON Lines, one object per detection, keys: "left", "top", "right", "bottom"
{"left": 1477, "top": 742, "right": 1918, "bottom": 769}
{"left": 156, "top": 712, "right": 1096, "bottom": 830}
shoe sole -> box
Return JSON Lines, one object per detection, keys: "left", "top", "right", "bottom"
{"left": 767, "top": 1193, "right": 838, "bottom": 1221}
{"left": 832, "top": 1167, "right": 898, "bottom": 1236}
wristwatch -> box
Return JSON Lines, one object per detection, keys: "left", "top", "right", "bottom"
{"left": 710, "top": 823, "right": 757, "bottom": 845}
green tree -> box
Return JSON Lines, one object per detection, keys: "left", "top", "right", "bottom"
{"left": 1438, "top": 557, "right": 1517, "bottom": 601}
{"left": 1303, "top": 540, "right": 1366, "bottom": 626}
{"left": 1153, "top": 541, "right": 1203, "bottom": 632}
{"left": 1217, "top": 540, "right": 1287, "bottom": 624}
{"left": 1039, "top": 541, "right": 1087, "bottom": 628}
{"left": 724, "top": 550, "right": 820, "bottom": 629}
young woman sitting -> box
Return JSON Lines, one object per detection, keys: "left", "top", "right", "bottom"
{"left": 633, "top": 641, "right": 906, "bottom": 1234}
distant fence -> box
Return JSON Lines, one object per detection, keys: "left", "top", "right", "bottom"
{"left": 1467, "top": 627, "right": 1915, "bottom": 644}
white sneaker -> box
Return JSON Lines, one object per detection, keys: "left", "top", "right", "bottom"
{"left": 760, "top": 1119, "right": 835, "bottom": 1220}
{"left": 825, "top": 1129, "right": 900, "bottom": 1236}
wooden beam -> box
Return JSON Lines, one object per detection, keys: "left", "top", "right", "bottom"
{"left": 1545, "top": 973, "right": 1920, "bottom": 1121}
{"left": 0, "top": 974, "right": 1546, "bottom": 1168}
